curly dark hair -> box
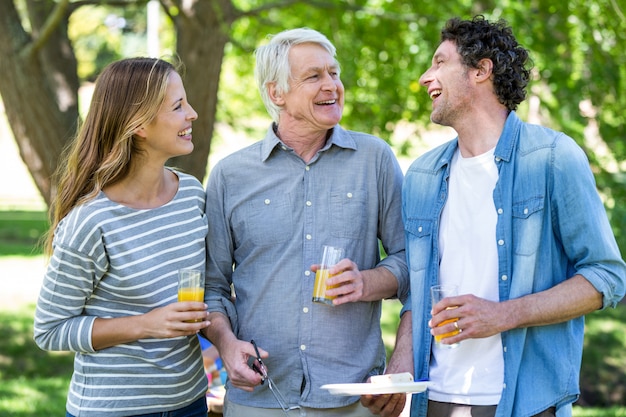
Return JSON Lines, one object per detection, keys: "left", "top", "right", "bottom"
{"left": 441, "top": 15, "right": 532, "bottom": 111}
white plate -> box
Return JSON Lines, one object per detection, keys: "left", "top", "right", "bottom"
{"left": 321, "top": 380, "right": 431, "bottom": 396}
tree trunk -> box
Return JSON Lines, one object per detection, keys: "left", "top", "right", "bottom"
{"left": 0, "top": 0, "right": 79, "bottom": 206}
{"left": 164, "top": 0, "right": 236, "bottom": 183}
{"left": 0, "top": 0, "right": 233, "bottom": 206}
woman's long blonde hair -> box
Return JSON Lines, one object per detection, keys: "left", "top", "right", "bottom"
{"left": 45, "top": 57, "right": 178, "bottom": 255}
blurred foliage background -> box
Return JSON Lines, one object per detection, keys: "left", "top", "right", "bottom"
{"left": 223, "top": 1, "right": 626, "bottom": 256}
{"left": 5, "top": 0, "right": 624, "bottom": 250}
{"left": 0, "top": 1, "right": 625, "bottom": 414}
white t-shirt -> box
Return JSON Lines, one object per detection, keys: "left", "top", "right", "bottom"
{"left": 428, "top": 147, "right": 504, "bottom": 405}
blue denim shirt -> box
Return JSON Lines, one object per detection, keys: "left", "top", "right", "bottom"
{"left": 205, "top": 124, "right": 408, "bottom": 409}
{"left": 402, "top": 112, "right": 625, "bottom": 417}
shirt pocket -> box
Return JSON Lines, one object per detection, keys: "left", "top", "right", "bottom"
{"left": 243, "top": 193, "right": 294, "bottom": 246}
{"left": 405, "top": 218, "right": 433, "bottom": 272}
{"left": 330, "top": 189, "right": 367, "bottom": 240}
{"left": 511, "top": 196, "right": 544, "bottom": 256}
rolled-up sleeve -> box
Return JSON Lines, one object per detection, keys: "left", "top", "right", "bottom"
{"left": 377, "top": 145, "right": 409, "bottom": 302}
{"left": 552, "top": 135, "right": 626, "bottom": 308}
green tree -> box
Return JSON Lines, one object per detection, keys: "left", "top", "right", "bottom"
{"left": 0, "top": 0, "right": 624, "bottom": 257}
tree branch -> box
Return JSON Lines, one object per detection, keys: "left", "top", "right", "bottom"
{"left": 68, "top": 0, "right": 150, "bottom": 10}
{"left": 610, "top": 0, "right": 625, "bottom": 21}
{"left": 240, "top": 0, "right": 420, "bottom": 22}
{"left": 239, "top": 0, "right": 303, "bottom": 17}
{"left": 21, "top": 0, "right": 70, "bottom": 59}
{"left": 158, "top": 0, "right": 181, "bottom": 22}
{"left": 23, "top": 0, "right": 146, "bottom": 59}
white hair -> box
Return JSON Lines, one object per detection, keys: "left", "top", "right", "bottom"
{"left": 254, "top": 28, "right": 338, "bottom": 123}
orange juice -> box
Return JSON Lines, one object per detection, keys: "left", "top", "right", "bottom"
{"left": 434, "top": 317, "right": 460, "bottom": 343}
{"left": 434, "top": 307, "right": 460, "bottom": 343}
{"left": 178, "top": 287, "right": 205, "bottom": 322}
{"left": 312, "top": 269, "right": 337, "bottom": 305}
{"left": 178, "top": 287, "right": 205, "bottom": 302}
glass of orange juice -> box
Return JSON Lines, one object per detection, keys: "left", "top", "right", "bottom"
{"left": 312, "top": 245, "right": 343, "bottom": 305}
{"left": 430, "top": 284, "right": 460, "bottom": 348}
{"left": 178, "top": 269, "right": 204, "bottom": 322}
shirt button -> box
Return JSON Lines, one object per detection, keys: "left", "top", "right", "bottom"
{"left": 418, "top": 226, "right": 423, "bottom": 233}
{"left": 264, "top": 199, "right": 270, "bottom": 205}
{"left": 304, "top": 270, "right": 311, "bottom": 276}
{"left": 498, "top": 239, "right": 505, "bottom": 246}
{"left": 497, "top": 208, "right": 503, "bottom": 214}
{"left": 303, "top": 307, "right": 309, "bottom": 313}
{"left": 306, "top": 201, "right": 312, "bottom": 207}
{"left": 495, "top": 157, "right": 501, "bottom": 162}
{"left": 281, "top": 145, "right": 287, "bottom": 151}
{"left": 305, "top": 166, "right": 310, "bottom": 171}
{"left": 503, "top": 346, "right": 507, "bottom": 353}
{"left": 524, "top": 208, "right": 529, "bottom": 215}
{"left": 347, "top": 193, "right": 353, "bottom": 198}
{"left": 501, "top": 275, "right": 508, "bottom": 281}
{"left": 306, "top": 234, "right": 312, "bottom": 240}
{"left": 300, "top": 345, "right": 306, "bottom": 351}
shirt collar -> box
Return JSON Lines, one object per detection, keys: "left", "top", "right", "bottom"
{"left": 494, "top": 111, "right": 521, "bottom": 163}
{"left": 260, "top": 123, "right": 357, "bottom": 162}
{"left": 435, "top": 111, "right": 522, "bottom": 170}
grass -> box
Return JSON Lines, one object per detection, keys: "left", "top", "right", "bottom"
{"left": 579, "top": 306, "right": 626, "bottom": 406}
{"left": 0, "top": 305, "right": 73, "bottom": 416}
{"left": 0, "top": 210, "right": 47, "bottom": 256}
{"left": 1, "top": 211, "right": 625, "bottom": 416}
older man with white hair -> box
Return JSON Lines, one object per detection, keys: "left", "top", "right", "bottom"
{"left": 202, "top": 28, "right": 409, "bottom": 417}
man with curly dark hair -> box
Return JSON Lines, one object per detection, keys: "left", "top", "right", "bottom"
{"left": 362, "top": 15, "right": 625, "bottom": 417}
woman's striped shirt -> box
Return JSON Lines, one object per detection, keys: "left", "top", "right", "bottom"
{"left": 34, "top": 171, "right": 209, "bottom": 417}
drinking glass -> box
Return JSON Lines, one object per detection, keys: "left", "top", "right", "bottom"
{"left": 312, "top": 245, "right": 343, "bottom": 305}
{"left": 430, "top": 284, "right": 460, "bottom": 348}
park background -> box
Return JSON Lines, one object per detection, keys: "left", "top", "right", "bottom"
{"left": 0, "top": 1, "right": 625, "bottom": 416}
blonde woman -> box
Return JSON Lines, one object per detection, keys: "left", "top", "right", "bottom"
{"left": 34, "top": 57, "right": 210, "bottom": 417}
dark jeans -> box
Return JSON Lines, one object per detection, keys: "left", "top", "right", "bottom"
{"left": 427, "top": 400, "right": 556, "bottom": 417}
{"left": 66, "top": 395, "right": 208, "bottom": 417}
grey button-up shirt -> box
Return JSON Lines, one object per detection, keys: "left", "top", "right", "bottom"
{"left": 205, "top": 124, "right": 408, "bottom": 409}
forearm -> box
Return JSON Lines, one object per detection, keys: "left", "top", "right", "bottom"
{"left": 361, "top": 266, "right": 399, "bottom": 301}
{"left": 201, "top": 311, "right": 237, "bottom": 352}
{"left": 505, "top": 274, "right": 602, "bottom": 330}
{"left": 386, "top": 311, "right": 414, "bottom": 375}
{"left": 92, "top": 315, "right": 147, "bottom": 350}
{"left": 92, "top": 303, "right": 210, "bottom": 350}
